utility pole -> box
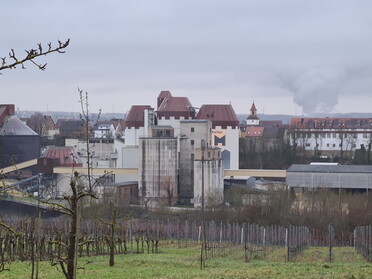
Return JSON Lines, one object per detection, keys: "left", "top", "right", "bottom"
{"left": 200, "top": 139, "right": 206, "bottom": 269}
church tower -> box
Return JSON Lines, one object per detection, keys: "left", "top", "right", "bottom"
{"left": 246, "top": 102, "right": 259, "bottom": 126}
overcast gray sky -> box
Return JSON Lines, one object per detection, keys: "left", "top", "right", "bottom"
{"left": 1, "top": 1, "right": 372, "bottom": 116}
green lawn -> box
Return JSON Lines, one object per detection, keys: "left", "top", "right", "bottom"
{"left": 1, "top": 246, "right": 371, "bottom": 279}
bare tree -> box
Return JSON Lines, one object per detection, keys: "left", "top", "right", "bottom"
{"left": 0, "top": 38, "right": 69, "bottom": 276}
{"left": 0, "top": 39, "right": 70, "bottom": 73}
{"left": 47, "top": 89, "right": 105, "bottom": 279}
{"left": 162, "top": 176, "right": 176, "bottom": 206}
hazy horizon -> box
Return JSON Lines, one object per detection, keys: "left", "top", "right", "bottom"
{"left": 2, "top": 1, "right": 372, "bottom": 115}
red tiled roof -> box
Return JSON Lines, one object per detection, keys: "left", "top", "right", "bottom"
{"left": 157, "top": 90, "right": 172, "bottom": 109}
{"left": 43, "top": 146, "right": 83, "bottom": 167}
{"left": 157, "top": 97, "right": 195, "bottom": 119}
{"left": 158, "top": 90, "right": 172, "bottom": 99}
{"left": 245, "top": 127, "right": 264, "bottom": 137}
{"left": 290, "top": 117, "right": 372, "bottom": 129}
{"left": 196, "top": 104, "right": 239, "bottom": 129}
{"left": 125, "top": 105, "right": 152, "bottom": 129}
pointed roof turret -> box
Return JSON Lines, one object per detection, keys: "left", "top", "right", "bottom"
{"left": 250, "top": 102, "right": 257, "bottom": 114}
{"left": 247, "top": 102, "right": 258, "bottom": 120}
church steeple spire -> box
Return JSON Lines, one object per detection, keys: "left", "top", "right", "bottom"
{"left": 250, "top": 102, "right": 257, "bottom": 116}
{"left": 246, "top": 102, "right": 259, "bottom": 126}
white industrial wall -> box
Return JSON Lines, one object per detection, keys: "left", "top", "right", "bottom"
{"left": 139, "top": 138, "right": 178, "bottom": 206}
{"left": 212, "top": 126, "right": 239, "bottom": 170}
{"left": 193, "top": 159, "right": 224, "bottom": 208}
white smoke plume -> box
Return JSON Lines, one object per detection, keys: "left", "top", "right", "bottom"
{"left": 285, "top": 66, "right": 346, "bottom": 115}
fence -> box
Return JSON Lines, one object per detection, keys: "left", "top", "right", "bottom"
{"left": 0, "top": 218, "right": 315, "bottom": 265}
{"left": 354, "top": 225, "right": 372, "bottom": 262}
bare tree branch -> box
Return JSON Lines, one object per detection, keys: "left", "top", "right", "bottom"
{"left": 0, "top": 39, "right": 70, "bottom": 73}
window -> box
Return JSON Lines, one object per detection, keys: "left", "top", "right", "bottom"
{"left": 191, "top": 140, "right": 194, "bottom": 145}
{"left": 332, "top": 133, "right": 337, "bottom": 138}
{"left": 191, "top": 127, "right": 195, "bottom": 132}
{"left": 191, "top": 153, "right": 194, "bottom": 161}
{"left": 326, "top": 143, "right": 329, "bottom": 147}
{"left": 333, "top": 144, "right": 336, "bottom": 148}
{"left": 305, "top": 143, "right": 310, "bottom": 147}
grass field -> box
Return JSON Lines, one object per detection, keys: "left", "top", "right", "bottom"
{"left": 1, "top": 245, "right": 371, "bottom": 279}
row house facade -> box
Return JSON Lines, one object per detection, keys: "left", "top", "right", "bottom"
{"left": 289, "top": 118, "right": 372, "bottom": 159}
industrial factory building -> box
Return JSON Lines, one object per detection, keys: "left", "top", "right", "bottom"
{"left": 287, "top": 164, "right": 372, "bottom": 192}
{"left": 0, "top": 104, "right": 40, "bottom": 171}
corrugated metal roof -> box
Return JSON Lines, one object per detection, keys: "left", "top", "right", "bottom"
{"left": 287, "top": 164, "right": 372, "bottom": 173}
{"left": 0, "top": 115, "right": 38, "bottom": 136}
{"left": 43, "top": 146, "right": 83, "bottom": 167}
{"left": 196, "top": 104, "right": 239, "bottom": 129}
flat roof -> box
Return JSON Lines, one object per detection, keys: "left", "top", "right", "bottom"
{"left": 287, "top": 164, "right": 372, "bottom": 174}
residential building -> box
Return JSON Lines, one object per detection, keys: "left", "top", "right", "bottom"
{"left": 94, "top": 122, "right": 116, "bottom": 139}
{"left": 26, "top": 113, "right": 57, "bottom": 139}
{"left": 289, "top": 117, "right": 372, "bottom": 159}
